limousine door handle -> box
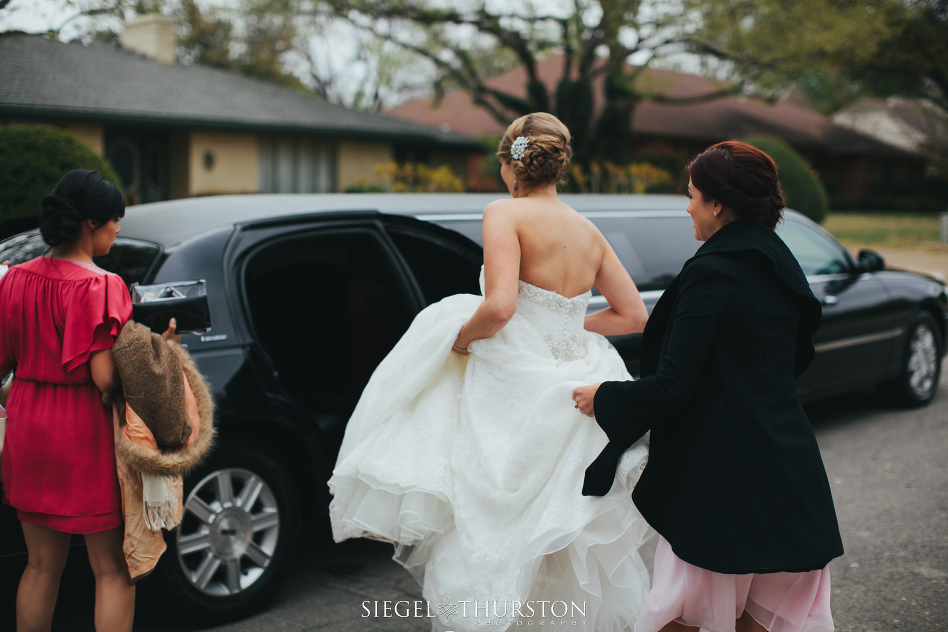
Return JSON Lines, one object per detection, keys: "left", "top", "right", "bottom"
{"left": 822, "top": 295, "right": 838, "bottom": 305}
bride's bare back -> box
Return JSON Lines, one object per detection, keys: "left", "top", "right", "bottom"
{"left": 478, "top": 196, "right": 647, "bottom": 339}
{"left": 452, "top": 111, "right": 647, "bottom": 353}
{"left": 510, "top": 198, "right": 605, "bottom": 298}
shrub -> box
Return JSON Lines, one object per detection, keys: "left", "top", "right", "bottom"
{"left": 631, "top": 150, "right": 689, "bottom": 193}
{"left": 471, "top": 135, "right": 506, "bottom": 192}
{"left": 0, "top": 126, "right": 122, "bottom": 230}
{"left": 569, "top": 161, "right": 674, "bottom": 194}
{"left": 741, "top": 135, "right": 829, "bottom": 224}
{"left": 343, "top": 179, "right": 385, "bottom": 193}
{"left": 372, "top": 161, "right": 465, "bottom": 193}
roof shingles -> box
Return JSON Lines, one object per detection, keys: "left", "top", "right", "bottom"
{"left": 383, "top": 55, "right": 918, "bottom": 158}
{"left": 0, "top": 33, "right": 477, "bottom": 147}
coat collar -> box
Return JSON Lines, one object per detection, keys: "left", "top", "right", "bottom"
{"left": 689, "top": 221, "right": 817, "bottom": 306}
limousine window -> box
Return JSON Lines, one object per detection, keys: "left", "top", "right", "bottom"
{"left": 776, "top": 219, "right": 850, "bottom": 276}
{"left": 0, "top": 232, "right": 47, "bottom": 264}
{"left": 0, "top": 232, "right": 161, "bottom": 287}
{"left": 94, "top": 239, "right": 162, "bottom": 287}
{"left": 387, "top": 227, "right": 481, "bottom": 304}
{"left": 244, "top": 231, "right": 414, "bottom": 423}
{"left": 593, "top": 216, "right": 699, "bottom": 292}
{"left": 432, "top": 215, "right": 700, "bottom": 294}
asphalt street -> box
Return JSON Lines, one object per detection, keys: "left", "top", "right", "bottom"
{"left": 2, "top": 372, "right": 946, "bottom": 631}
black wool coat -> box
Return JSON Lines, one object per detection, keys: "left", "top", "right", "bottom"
{"left": 583, "top": 221, "right": 844, "bottom": 574}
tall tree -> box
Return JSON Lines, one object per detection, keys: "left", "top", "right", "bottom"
{"left": 178, "top": 0, "right": 305, "bottom": 90}
{"left": 686, "top": 0, "right": 947, "bottom": 112}
{"left": 324, "top": 0, "right": 745, "bottom": 165}
{"left": 848, "top": 0, "right": 948, "bottom": 111}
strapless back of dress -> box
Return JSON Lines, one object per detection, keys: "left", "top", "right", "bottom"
{"left": 478, "top": 265, "right": 591, "bottom": 361}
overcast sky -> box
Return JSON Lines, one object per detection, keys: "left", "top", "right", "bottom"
{"left": 0, "top": 0, "right": 413, "bottom": 107}
{"left": 1, "top": 0, "right": 94, "bottom": 39}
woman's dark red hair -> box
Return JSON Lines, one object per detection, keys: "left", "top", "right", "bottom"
{"left": 686, "top": 141, "right": 786, "bottom": 229}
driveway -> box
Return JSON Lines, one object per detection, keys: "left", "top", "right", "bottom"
{"left": 2, "top": 373, "right": 946, "bottom": 631}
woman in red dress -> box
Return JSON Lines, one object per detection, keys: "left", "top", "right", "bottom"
{"left": 0, "top": 170, "right": 140, "bottom": 631}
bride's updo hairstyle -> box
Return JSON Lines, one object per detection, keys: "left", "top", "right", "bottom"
{"left": 40, "top": 169, "right": 125, "bottom": 247}
{"left": 686, "top": 141, "right": 786, "bottom": 229}
{"left": 497, "top": 112, "right": 573, "bottom": 189}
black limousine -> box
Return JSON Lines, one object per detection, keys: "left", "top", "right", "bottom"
{"left": 0, "top": 193, "right": 944, "bottom": 623}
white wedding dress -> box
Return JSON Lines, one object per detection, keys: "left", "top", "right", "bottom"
{"left": 328, "top": 265, "right": 651, "bottom": 631}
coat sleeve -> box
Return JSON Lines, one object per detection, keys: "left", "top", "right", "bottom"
{"left": 592, "top": 258, "right": 729, "bottom": 450}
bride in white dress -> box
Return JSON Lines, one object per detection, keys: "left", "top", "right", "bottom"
{"left": 328, "top": 113, "right": 652, "bottom": 631}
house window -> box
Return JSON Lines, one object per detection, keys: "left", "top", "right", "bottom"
{"left": 258, "top": 137, "right": 336, "bottom": 193}
{"left": 393, "top": 143, "right": 430, "bottom": 164}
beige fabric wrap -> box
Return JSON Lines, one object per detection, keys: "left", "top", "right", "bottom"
{"left": 111, "top": 323, "right": 216, "bottom": 582}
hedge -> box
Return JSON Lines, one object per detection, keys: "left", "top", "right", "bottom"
{"left": 741, "top": 135, "right": 829, "bottom": 224}
{"left": 0, "top": 126, "right": 122, "bottom": 228}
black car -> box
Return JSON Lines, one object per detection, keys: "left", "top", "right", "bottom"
{"left": 0, "top": 193, "right": 944, "bottom": 622}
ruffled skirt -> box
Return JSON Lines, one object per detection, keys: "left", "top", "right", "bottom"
{"left": 329, "top": 294, "right": 652, "bottom": 631}
{"left": 635, "top": 537, "right": 834, "bottom": 632}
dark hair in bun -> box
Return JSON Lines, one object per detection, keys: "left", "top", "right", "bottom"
{"left": 686, "top": 141, "right": 786, "bottom": 229}
{"left": 497, "top": 112, "right": 572, "bottom": 189}
{"left": 40, "top": 169, "right": 125, "bottom": 247}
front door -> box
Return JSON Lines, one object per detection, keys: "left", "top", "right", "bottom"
{"left": 104, "top": 128, "right": 169, "bottom": 204}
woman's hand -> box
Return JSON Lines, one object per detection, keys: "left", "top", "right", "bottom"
{"left": 572, "top": 382, "right": 601, "bottom": 417}
{"left": 162, "top": 318, "right": 183, "bottom": 343}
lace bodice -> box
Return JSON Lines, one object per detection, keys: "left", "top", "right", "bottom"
{"left": 479, "top": 265, "right": 591, "bottom": 361}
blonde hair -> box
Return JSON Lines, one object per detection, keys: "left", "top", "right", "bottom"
{"left": 497, "top": 112, "right": 572, "bottom": 189}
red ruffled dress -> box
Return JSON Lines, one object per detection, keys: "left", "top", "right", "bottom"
{"left": 0, "top": 257, "right": 131, "bottom": 533}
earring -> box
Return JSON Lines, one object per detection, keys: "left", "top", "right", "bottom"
{"left": 514, "top": 180, "right": 518, "bottom": 192}
{"left": 713, "top": 211, "right": 718, "bottom": 217}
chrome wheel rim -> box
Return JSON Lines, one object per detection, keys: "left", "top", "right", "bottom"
{"left": 177, "top": 468, "right": 280, "bottom": 596}
{"left": 907, "top": 324, "right": 938, "bottom": 399}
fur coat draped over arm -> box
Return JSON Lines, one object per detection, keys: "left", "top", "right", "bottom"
{"left": 110, "top": 321, "right": 215, "bottom": 582}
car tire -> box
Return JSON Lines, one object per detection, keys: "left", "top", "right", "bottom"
{"left": 151, "top": 443, "right": 302, "bottom": 624}
{"left": 880, "top": 311, "right": 943, "bottom": 407}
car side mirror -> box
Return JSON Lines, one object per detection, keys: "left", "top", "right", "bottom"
{"left": 857, "top": 249, "right": 884, "bottom": 273}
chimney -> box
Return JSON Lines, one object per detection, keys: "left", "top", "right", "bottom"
{"left": 120, "top": 14, "right": 176, "bottom": 65}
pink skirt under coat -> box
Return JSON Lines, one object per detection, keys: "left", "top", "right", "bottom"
{"left": 635, "top": 537, "right": 834, "bottom": 632}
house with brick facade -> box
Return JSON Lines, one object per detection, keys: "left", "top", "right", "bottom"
{"left": 384, "top": 55, "right": 925, "bottom": 202}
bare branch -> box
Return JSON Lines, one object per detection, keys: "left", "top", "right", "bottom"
{"left": 331, "top": 1, "right": 563, "bottom": 87}
{"left": 363, "top": 27, "right": 515, "bottom": 125}
{"left": 560, "top": 18, "right": 573, "bottom": 79}
{"left": 677, "top": 36, "right": 832, "bottom": 75}
{"left": 646, "top": 85, "right": 748, "bottom": 105}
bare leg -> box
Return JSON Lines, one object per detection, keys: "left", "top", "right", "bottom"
{"left": 17, "top": 522, "right": 70, "bottom": 632}
{"left": 659, "top": 622, "right": 700, "bottom": 632}
{"left": 84, "top": 527, "right": 134, "bottom": 632}
{"left": 736, "top": 610, "right": 768, "bottom": 632}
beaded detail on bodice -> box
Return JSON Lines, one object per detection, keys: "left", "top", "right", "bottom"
{"left": 479, "top": 265, "right": 591, "bottom": 361}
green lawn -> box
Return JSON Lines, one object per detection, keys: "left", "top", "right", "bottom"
{"left": 822, "top": 212, "right": 946, "bottom": 251}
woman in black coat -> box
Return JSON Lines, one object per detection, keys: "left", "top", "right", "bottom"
{"left": 573, "top": 141, "right": 843, "bottom": 632}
